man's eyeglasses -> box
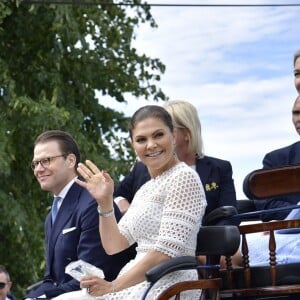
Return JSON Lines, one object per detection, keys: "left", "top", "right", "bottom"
{"left": 31, "top": 155, "right": 66, "bottom": 170}
{"left": 0, "top": 282, "right": 7, "bottom": 289}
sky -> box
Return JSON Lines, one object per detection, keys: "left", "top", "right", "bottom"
{"left": 100, "top": 0, "right": 300, "bottom": 199}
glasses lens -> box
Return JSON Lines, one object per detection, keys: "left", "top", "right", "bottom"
{"left": 31, "top": 158, "right": 50, "bottom": 170}
{"left": 31, "top": 155, "right": 64, "bottom": 170}
{"left": 0, "top": 282, "right": 6, "bottom": 289}
{"left": 40, "top": 158, "right": 51, "bottom": 168}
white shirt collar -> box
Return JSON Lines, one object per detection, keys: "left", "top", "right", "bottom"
{"left": 54, "top": 177, "right": 77, "bottom": 208}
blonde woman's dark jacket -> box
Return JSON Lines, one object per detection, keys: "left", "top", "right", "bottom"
{"left": 115, "top": 156, "right": 237, "bottom": 217}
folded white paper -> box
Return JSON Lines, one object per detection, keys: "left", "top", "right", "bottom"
{"left": 65, "top": 259, "right": 104, "bottom": 282}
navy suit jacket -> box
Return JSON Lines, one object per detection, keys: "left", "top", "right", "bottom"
{"left": 25, "top": 182, "right": 130, "bottom": 299}
{"left": 254, "top": 141, "right": 300, "bottom": 221}
{"left": 114, "top": 156, "right": 237, "bottom": 217}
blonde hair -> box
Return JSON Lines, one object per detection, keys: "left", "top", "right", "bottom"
{"left": 164, "top": 100, "right": 204, "bottom": 158}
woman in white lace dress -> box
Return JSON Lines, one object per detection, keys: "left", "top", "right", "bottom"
{"left": 53, "top": 105, "right": 207, "bottom": 300}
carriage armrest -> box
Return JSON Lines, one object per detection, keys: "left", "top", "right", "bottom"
{"left": 145, "top": 256, "right": 198, "bottom": 283}
{"left": 202, "top": 206, "right": 239, "bottom": 226}
{"left": 239, "top": 218, "right": 300, "bottom": 233}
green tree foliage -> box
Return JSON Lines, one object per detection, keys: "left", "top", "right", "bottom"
{"left": 0, "top": 0, "right": 166, "bottom": 297}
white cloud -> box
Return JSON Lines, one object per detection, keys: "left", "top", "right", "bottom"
{"left": 101, "top": 1, "right": 300, "bottom": 198}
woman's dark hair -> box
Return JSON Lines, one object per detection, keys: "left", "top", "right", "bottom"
{"left": 129, "top": 105, "right": 174, "bottom": 139}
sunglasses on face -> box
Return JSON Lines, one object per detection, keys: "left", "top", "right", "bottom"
{"left": 0, "top": 282, "right": 7, "bottom": 289}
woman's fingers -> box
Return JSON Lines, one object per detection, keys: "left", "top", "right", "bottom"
{"left": 75, "top": 161, "right": 114, "bottom": 203}
{"left": 80, "top": 276, "right": 107, "bottom": 296}
{"left": 77, "top": 163, "right": 99, "bottom": 182}
{"left": 80, "top": 276, "right": 96, "bottom": 288}
{"left": 101, "top": 170, "right": 112, "bottom": 183}
{"left": 77, "top": 163, "right": 91, "bottom": 180}
{"left": 85, "top": 160, "right": 101, "bottom": 175}
{"left": 77, "top": 161, "right": 105, "bottom": 181}
{"left": 77, "top": 162, "right": 112, "bottom": 186}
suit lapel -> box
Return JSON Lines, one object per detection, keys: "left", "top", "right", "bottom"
{"left": 290, "top": 142, "right": 300, "bottom": 164}
{"left": 47, "top": 183, "right": 82, "bottom": 265}
{"left": 195, "top": 157, "right": 211, "bottom": 187}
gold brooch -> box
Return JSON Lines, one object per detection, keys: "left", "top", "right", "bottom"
{"left": 205, "top": 182, "right": 219, "bottom": 191}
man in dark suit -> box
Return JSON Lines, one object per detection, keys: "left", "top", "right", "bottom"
{"left": 24, "top": 130, "right": 130, "bottom": 299}
{"left": 254, "top": 95, "right": 300, "bottom": 221}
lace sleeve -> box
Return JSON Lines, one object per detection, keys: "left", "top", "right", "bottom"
{"left": 154, "top": 168, "right": 206, "bottom": 257}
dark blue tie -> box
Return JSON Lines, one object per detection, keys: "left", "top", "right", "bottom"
{"left": 52, "top": 196, "right": 61, "bottom": 223}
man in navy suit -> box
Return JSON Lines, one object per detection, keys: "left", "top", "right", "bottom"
{"left": 24, "top": 130, "right": 130, "bottom": 299}
{"left": 255, "top": 95, "right": 300, "bottom": 221}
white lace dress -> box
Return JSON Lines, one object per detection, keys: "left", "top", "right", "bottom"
{"left": 53, "top": 162, "right": 207, "bottom": 300}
